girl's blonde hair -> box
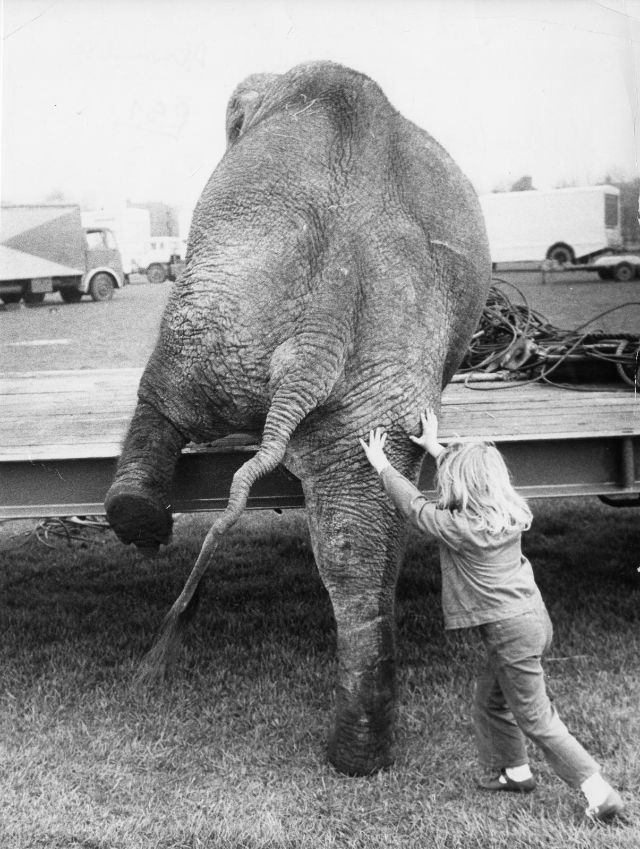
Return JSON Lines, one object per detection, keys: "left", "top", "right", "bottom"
{"left": 435, "top": 441, "right": 532, "bottom": 535}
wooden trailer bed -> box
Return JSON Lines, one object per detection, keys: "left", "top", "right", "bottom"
{"left": 1, "top": 369, "right": 638, "bottom": 520}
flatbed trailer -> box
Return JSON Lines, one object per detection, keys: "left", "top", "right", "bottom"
{"left": 0, "top": 369, "right": 638, "bottom": 521}
{"left": 540, "top": 253, "right": 640, "bottom": 282}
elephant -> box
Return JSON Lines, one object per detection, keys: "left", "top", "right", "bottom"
{"left": 105, "top": 60, "right": 491, "bottom": 776}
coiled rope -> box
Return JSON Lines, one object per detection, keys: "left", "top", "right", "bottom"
{"left": 459, "top": 278, "right": 640, "bottom": 390}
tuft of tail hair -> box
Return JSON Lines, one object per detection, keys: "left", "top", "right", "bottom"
{"left": 133, "top": 584, "right": 203, "bottom": 687}
{"left": 133, "top": 522, "right": 228, "bottom": 687}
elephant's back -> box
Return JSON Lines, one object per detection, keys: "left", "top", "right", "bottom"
{"left": 385, "top": 112, "right": 489, "bottom": 272}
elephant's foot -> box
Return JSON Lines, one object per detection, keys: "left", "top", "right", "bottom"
{"left": 327, "top": 682, "right": 396, "bottom": 776}
{"left": 104, "top": 399, "right": 184, "bottom": 550}
{"left": 105, "top": 482, "right": 172, "bottom": 551}
{"left": 327, "top": 721, "right": 395, "bottom": 776}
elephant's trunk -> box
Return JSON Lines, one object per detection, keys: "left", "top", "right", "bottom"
{"left": 105, "top": 400, "right": 186, "bottom": 552}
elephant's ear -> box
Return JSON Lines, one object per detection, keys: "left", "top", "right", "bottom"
{"left": 225, "top": 73, "right": 280, "bottom": 145}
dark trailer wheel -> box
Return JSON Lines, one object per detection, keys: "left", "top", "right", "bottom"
{"left": 60, "top": 288, "right": 83, "bottom": 303}
{"left": 612, "top": 262, "right": 634, "bottom": 282}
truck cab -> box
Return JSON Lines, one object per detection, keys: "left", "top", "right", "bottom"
{"left": 82, "top": 227, "right": 125, "bottom": 300}
{"left": 84, "top": 227, "right": 121, "bottom": 268}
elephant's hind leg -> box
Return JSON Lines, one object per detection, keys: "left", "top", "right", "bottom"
{"left": 304, "top": 472, "right": 408, "bottom": 775}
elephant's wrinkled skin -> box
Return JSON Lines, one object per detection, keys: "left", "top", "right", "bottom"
{"left": 105, "top": 61, "right": 490, "bottom": 776}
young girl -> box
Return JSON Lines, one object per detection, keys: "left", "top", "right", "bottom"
{"left": 360, "top": 410, "right": 625, "bottom": 824}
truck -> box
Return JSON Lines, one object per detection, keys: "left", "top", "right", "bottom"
{"left": 81, "top": 207, "right": 152, "bottom": 279}
{"left": 142, "top": 235, "right": 187, "bottom": 284}
{"left": 141, "top": 204, "right": 193, "bottom": 284}
{"left": 478, "top": 185, "right": 623, "bottom": 267}
{"left": 1, "top": 204, "right": 126, "bottom": 305}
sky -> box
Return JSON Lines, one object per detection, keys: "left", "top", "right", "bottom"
{"left": 2, "top": 0, "right": 640, "bottom": 225}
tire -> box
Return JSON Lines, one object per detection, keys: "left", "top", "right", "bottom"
{"left": 89, "top": 272, "right": 115, "bottom": 301}
{"left": 1, "top": 292, "right": 22, "bottom": 304}
{"left": 60, "top": 288, "right": 83, "bottom": 303}
{"left": 613, "top": 262, "right": 634, "bottom": 283}
{"left": 24, "top": 292, "right": 46, "bottom": 305}
{"left": 546, "top": 243, "right": 575, "bottom": 265}
{"left": 146, "top": 263, "right": 167, "bottom": 284}
{"left": 597, "top": 268, "right": 613, "bottom": 280}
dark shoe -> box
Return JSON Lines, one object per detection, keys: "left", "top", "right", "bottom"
{"left": 476, "top": 769, "right": 537, "bottom": 793}
{"left": 586, "top": 789, "right": 625, "bottom": 823}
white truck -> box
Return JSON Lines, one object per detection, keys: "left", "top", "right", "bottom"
{"left": 479, "top": 185, "right": 623, "bottom": 267}
{"left": 143, "top": 235, "right": 187, "bottom": 284}
{"left": 1, "top": 204, "right": 126, "bottom": 305}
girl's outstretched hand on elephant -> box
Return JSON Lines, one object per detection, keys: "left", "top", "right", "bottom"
{"left": 409, "top": 408, "right": 445, "bottom": 458}
{"left": 359, "top": 427, "right": 391, "bottom": 474}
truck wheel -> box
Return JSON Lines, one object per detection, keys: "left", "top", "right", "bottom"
{"left": 1, "top": 293, "right": 22, "bottom": 304}
{"left": 24, "top": 292, "right": 46, "bottom": 305}
{"left": 60, "top": 288, "right": 83, "bottom": 303}
{"left": 546, "top": 243, "right": 575, "bottom": 265}
{"left": 89, "top": 273, "right": 115, "bottom": 301}
{"left": 613, "top": 262, "right": 634, "bottom": 282}
{"left": 146, "top": 263, "right": 167, "bottom": 284}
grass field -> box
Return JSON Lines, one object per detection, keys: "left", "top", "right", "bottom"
{"left": 1, "top": 498, "right": 639, "bottom": 848}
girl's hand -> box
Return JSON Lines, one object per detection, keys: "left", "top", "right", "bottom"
{"left": 409, "top": 408, "right": 445, "bottom": 458}
{"left": 359, "top": 427, "right": 391, "bottom": 473}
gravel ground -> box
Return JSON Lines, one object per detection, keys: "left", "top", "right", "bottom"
{"left": 1, "top": 277, "right": 170, "bottom": 373}
{"left": 1, "top": 271, "right": 639, "bottom": 373}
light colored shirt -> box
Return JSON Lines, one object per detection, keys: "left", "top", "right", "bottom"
{"left": 379, "top": 465, "right": 542, "bottom": 629}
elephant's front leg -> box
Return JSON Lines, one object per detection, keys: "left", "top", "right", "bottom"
{"left": 303, "top": 473, "right": 408, "bottom": 776}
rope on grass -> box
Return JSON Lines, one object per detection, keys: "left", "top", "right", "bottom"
{"left": 0, "top": 515, "right": 111, "bottom": 551}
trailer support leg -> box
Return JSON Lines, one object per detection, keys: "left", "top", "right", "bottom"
{"left": 599, "top": 437, "right": 640, "bottom": 508}
{"left": 622, "top": 436, "right": 635, "bottom": 490}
